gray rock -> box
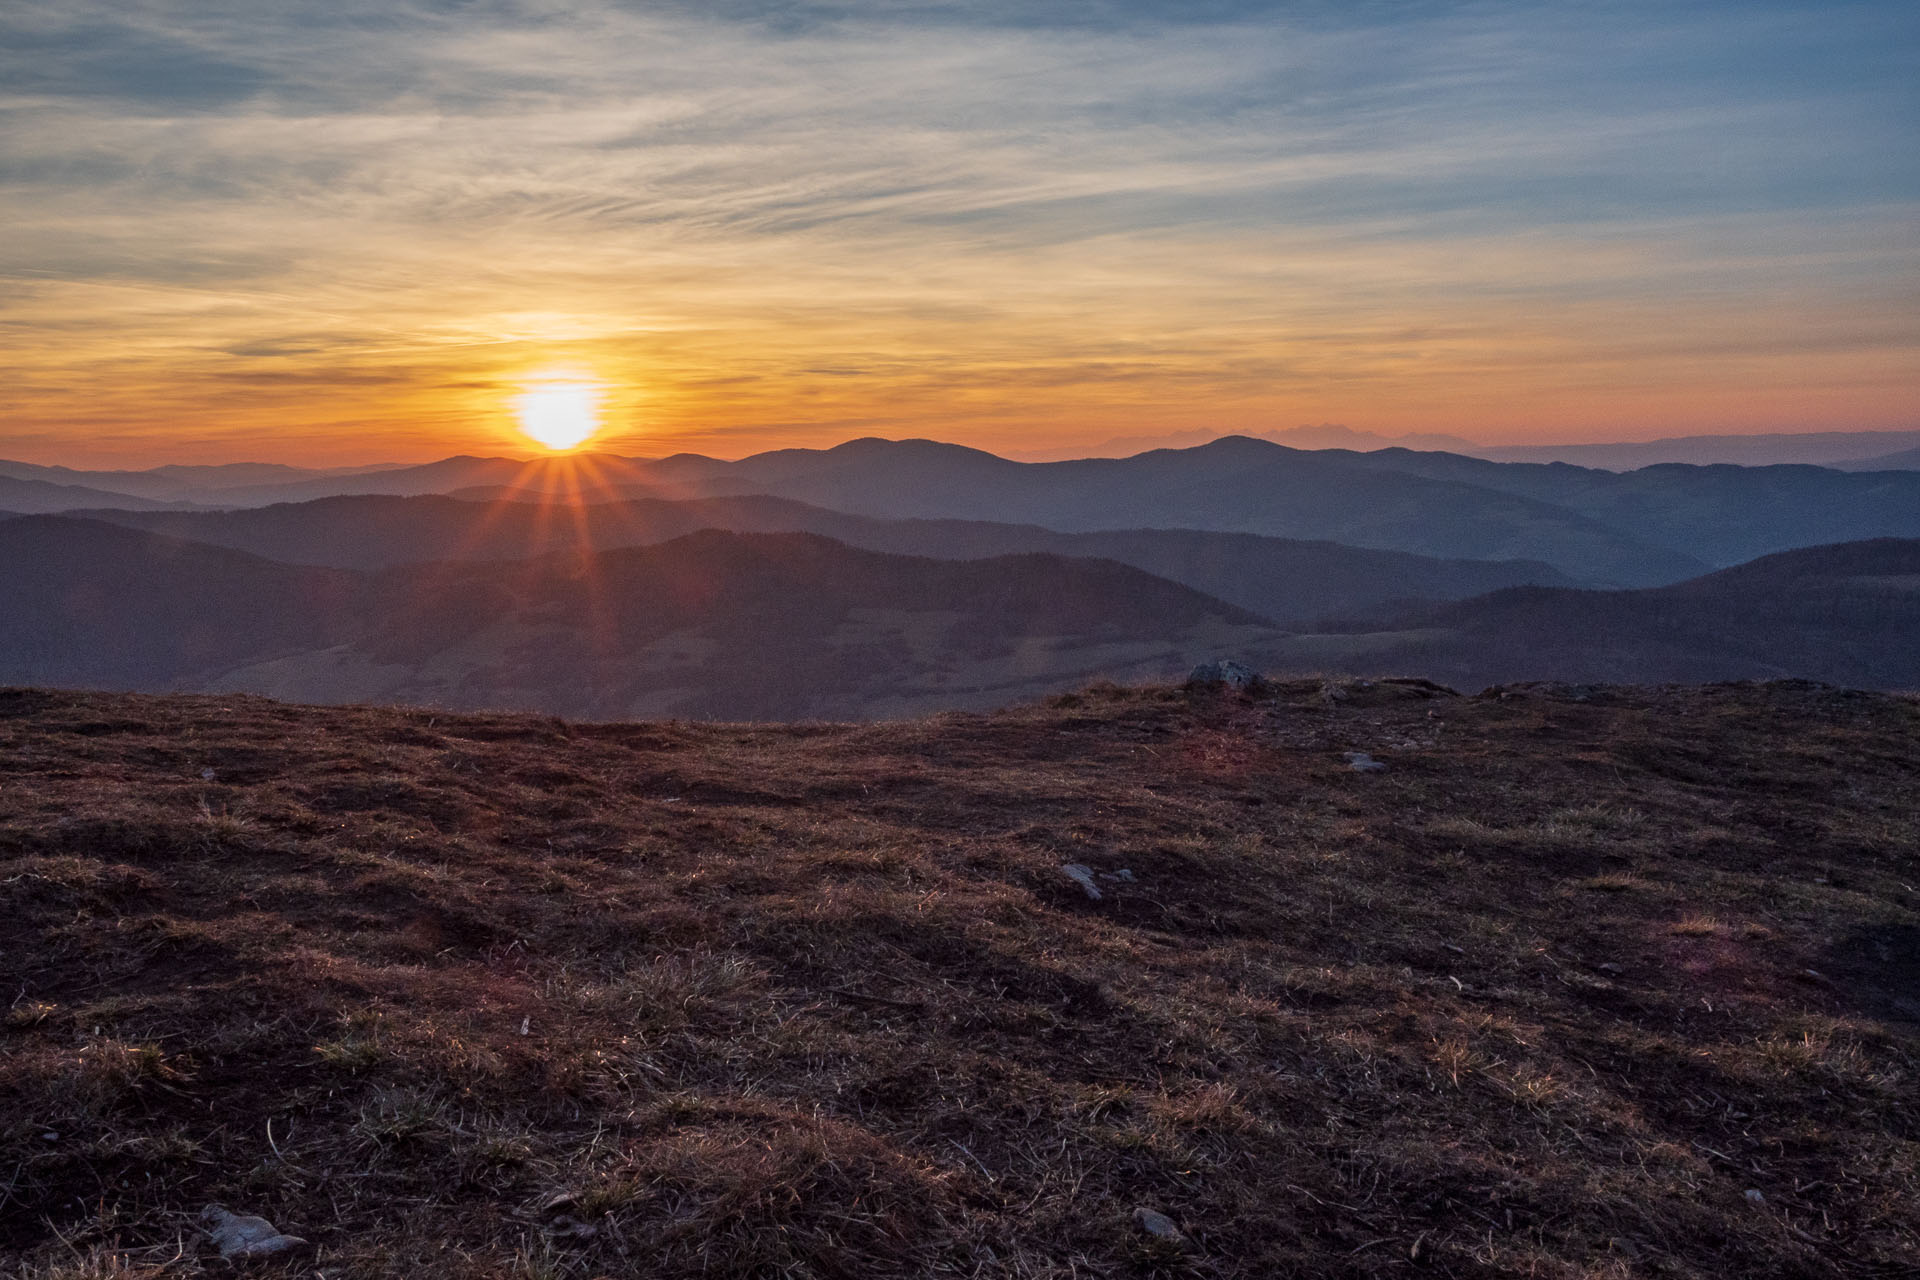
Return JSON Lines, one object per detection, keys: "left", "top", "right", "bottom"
{"left": 1344, "top": 751, "right": 1388, "bottom": 773}
{"left": 1060, "top": 863, "right": 1102, "bottom": 900}
{"left": 1132, "top": 1207, "right": 1186, "bottom": 1242}
{"left": 1187, "top": 660, "right": 1259, "bottom": 690}
{"left": 202, "top": 1205, "right": 309, "bottom": 1260}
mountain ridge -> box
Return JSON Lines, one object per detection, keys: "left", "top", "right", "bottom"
{"left": 68, "top": 491, "right": 1579, "bottom": 626}
{"left": 17, "top": 434, "right": 1920, "bottom": 585}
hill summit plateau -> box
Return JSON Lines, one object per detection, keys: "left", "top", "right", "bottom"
{"left": 1, "top": 678, "right": 1915, "bottom": 1278}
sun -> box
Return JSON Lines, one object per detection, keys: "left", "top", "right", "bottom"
{"left": 512, "top": 378, "right": 603, "bottom": 451}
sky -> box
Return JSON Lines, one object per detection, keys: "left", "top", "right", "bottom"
{"left": 1, "top": 0, "right": 1916, "bottom": 467}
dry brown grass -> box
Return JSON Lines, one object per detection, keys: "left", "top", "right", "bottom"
{"left": 0, "top": 678, "right": 1916, "bottom": 1277}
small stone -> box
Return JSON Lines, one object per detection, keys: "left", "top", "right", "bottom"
{"left": 1744, "top": 1189, "right": 1766, "bottom": 1205}
{"left": 546, "top": 1214, "right": 599, "bottom": 1240}
{"left": 538, "top": 1192, "right": 579, "bottom": 1218}
{"left": 202, "top": 1205, "right": 309, "bottom": 1260}
{"left": 1060, "top": 864, "right": 1102, "bottom": 900}
{"left": 1132, "top": 1207, "right": 1185, "bottom": 1242}
{"left": 199, "top": 768, "right": 217, "bottom": 781}
{"left": 1187, "top": 660, "right": 1259, "bottom": 690}
{"left": 1344, "top": 751, "right": 1387, "bottom": 773}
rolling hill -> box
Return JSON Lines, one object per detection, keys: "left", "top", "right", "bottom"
{"left": 17, "top": 435, "right": 1920, "bottom": 589}
{"left": 1305, "top": 539, "right": 1920, "bottom": 691}
{"left": 651, "top": 437, "right": 1708, "bottom": 587}
{"left": 1335, "top": 449, "right": 1920, "bottom": 566}
{"left": 73, "top": 492, "right": 1578, "bottom": 626}
{"left": 0, "top": 517, "right": 360, "bottom": 687}
{"left": 0, "top": 473, "right": 195, "bottom": 515}
{"left": 1837, "top": 446, "right": 1920, "bottom": 472}
{"left": 6, "top": 516, "right": 1919, "bottom": 716}
{"left": 0, "top": 519, "right": 1280, "bottom": 720}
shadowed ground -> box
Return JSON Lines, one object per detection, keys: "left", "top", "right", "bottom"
{"left": 0, "top": 678, "right": 1915, "bottom": 1277}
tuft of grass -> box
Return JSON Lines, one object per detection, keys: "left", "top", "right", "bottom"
{"left": 7, "top": 998, "right": 58, "bottom": 1028}
{"left": 353, "top": 1086, "right": 449, "bottom": 1148}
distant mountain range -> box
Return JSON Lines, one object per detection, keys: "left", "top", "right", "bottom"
{"left": 1474, "top": 428, "right": 1920, "bottom": 469}
{"left": 0, "top": 457, "right": 405, "bottom": 503}
{"left": 72, "top": 492, "right": 1575, "bottom": 628}
{"left": 0, "top": 473, "right": 198, "bottom": 514}
{"left": 1034, "top": 425, "right": 1920, "bottom": 468}
{"left": 0, "top": 519, "right": 1275, "bottom": 720}
{"left": 1305, "top": 539, "right": 1920, "bottom": 692}
{"left": 1836, "top": 445, "right": 1920, "bottom": 472}
{"left": 2, "top": 508, "right": 1915, "bottom": 717}
{"left": 11, "top": 435, "right": 1920, "bottom": 588}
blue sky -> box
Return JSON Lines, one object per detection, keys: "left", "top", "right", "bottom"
{"left": 0, "top": 0, "right": 1914, "bottom": 463}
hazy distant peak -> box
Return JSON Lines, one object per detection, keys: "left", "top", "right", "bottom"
{"left": 1178, "top": 434, "right": 1296, "bottom": 457}
{"left": 822, "top": 436, "right": 1013, "bottom": 461}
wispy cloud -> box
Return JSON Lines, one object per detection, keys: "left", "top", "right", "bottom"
{"left": 0, "top": 0, "right": 1914, "bottom": 463}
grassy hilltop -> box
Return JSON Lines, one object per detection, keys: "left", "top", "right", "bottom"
{"left": 1, "top": 679, "right": 1916, "bottom": 1278}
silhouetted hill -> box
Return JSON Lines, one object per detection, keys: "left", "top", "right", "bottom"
{"left": 23, "top": 437, "right": 1920, "bottom": 586}
{"left": 1338, "top": 450, "right": 1920, "bottom": 566}
{"left": 0, "top": 521, "right": 1279, "bottom": 720}
{"left": 1836, "top": 446, "right": 1920, "bottom": 471}
{"left": 222, "top": 531, "right": 1281, "bottom": 720}
{"left": 203, "top": 451, "right": 752, "bottom": 506}
{"left": 672, "top": 437, "right": 1703, "bottom": 586}
{"left": 1474, "top": 427, "right": 1920, "bottom": 469}
{"left": 79, "top": 493, "right": 1576, "bottom": 625}
{"left": 0, "top": 517, "right": 359, "bottom": 686}
{"left": 9, "top": 515, "right": 1918, "bottom": 711}
{"left": 0, "top": 473, "right": 193, "bottom": 514}
{"left": 122, "top": 438, "right": 1699, "bottom": 584}
{"left": 1317, "top": 538, "right": 1920, "bottom": 690}
{"left": 0, "top": 459, "right": 404, "bottom": 504}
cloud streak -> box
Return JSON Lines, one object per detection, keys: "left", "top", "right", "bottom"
{"left": 0, "top": 0, "right": 1914, "bottom": 463}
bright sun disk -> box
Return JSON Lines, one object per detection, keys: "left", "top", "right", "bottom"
{"left": 513, "top": 379, "right": 603, "bottom": 450}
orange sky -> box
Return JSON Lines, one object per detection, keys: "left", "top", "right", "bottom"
{"left": 2, "top": 3, "right": 1915, "bottom": 469}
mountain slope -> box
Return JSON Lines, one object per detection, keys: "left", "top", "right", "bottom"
{"left": 150, "top": 438, "right": 1704, "bottom": 586}
{"left": 1338, "top": 449, "right": 1920, "bottom": 566}
{"left": 1313, "top": 538, "right": 1920, "bottom": 690}
{"left": 0, "top": 459, "right": 399, "bottom": 504}
{"left": 0, "top": 520, "right": 1279, "bottom": 720}
{"left": 35, "top": 436, "right": 1920, "bottom": 584}
{"left": 1473, "top": 427, "right": 1920, "bottom": 469}
{"left": 0, "top": 517, "right": 361, "bottom": 686}
{"left": 78, "top": 492, "right": 1577, "bottom": 625}
{"left": 1836, "top": 446, "right": 1920, "bottom": 471}
{"left": 679, "top": 437, "right": 1705, "bottom": 586}
{"left": 0, "top": 474, "right": 194, "bottom": 514}
{"left": 215, "top": 531, "right": 1281, "bottom": 720}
